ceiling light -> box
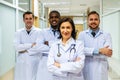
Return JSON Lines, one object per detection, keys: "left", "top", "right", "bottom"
{"left": 44, "top": 2, "right": 70, "bottom": 5}
{"left": 19, "top": 3, "right": 28, "bottom": 5}
{"left": 80, "top": 4, "right": 87, "bottom": 6}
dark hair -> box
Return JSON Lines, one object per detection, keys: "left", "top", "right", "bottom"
{"left": 88, "top": 11, "right": 100, "bottom": 19}
{"left": 23, "top": 11, "right": 34, "bottom": 18}
{"left": 49, "top": 10, "right": 60, "bottom": 18}
{"left": 58, "top": 17, "right": 76, "bottom": 40}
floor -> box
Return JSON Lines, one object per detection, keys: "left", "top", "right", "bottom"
{"left": 0, "top": 68, "right": 14, "bottom": 80}
{"left": 108, "top": 58, "right": 120, "bottom": 80}
{"left": 0, "top": 58, "right": 120, "bottom": 80}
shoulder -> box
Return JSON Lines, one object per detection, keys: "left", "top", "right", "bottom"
{"left": 43, "top": 28, "right": 50, "bottom": 31}
{"left": 78, "top": 30, "right": 88, "bottom": 37}
{"left": 51, "top": 41, "right": 59, "bottom": 48}
{"left": 75, "top": 40, "right": 84, "bottom": 45}
{"left": 41, "top": 28, "right": 50, "bottom": 33}
{"left": 100, "top": 29, "right": 111, "bottom": 36}
{"left": 32, "top": 26, "right": 41, "bottom": 31}
{"left": 15, "top": 28, "right": 24, "bottom": 33}
{"left": 79, "top": 30, "right": 88, "bottom": 34}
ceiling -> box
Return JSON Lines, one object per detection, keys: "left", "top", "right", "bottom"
{"left": 40, "top": 0, "right": 120, "bottom": 16}
{"left": 5, "top": 0, "right": 119, "bottom": 16}
{"left": 40, "top": 0, "right": 100, "bottom": 16}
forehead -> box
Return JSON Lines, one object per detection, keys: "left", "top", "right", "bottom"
{"left": 61, "top": 22, "right": 72, "bottom": 26}
{"left": 49, "top": 12, "right": 59, "bottom": 17}
{"left": 88, "top": 14, "right": 99, "bottom": 19}
{"left": 24, "top": 14, "right": 33, "bottom": 17}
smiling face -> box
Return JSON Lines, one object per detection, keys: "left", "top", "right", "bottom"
{"left": 23, "top": 14, "right": 34, "bottom": 29}
{"left": 60, "top": 21, "right": 73, "bottom": 41}
{"left": 87, "top": 14, "right": 100, "bottom": 30}
{"left": 49, "top": 12, "right": 60, "bottom": 29}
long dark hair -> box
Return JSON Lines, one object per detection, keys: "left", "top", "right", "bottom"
{"left": 58, "top": 17, "right": 76, "bottom": 40}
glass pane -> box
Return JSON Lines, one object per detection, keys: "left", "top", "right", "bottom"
{"left": 0, "top": 3, "right": 16, "bottom": 76}
{"left": 18, "top": 11, "right": 25, "bottom": 29}
{"left": 103, "top": 0, "right": 120, "bottom": 14}
{"left": 18, "top": 0, "right": 30, "bottom": 10}
{"left": 3, "top": 0, "right": 13, "bottom": 4}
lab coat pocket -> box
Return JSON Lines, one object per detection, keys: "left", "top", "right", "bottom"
{"left": 69, "top": 72, "right": 84, "bottom": 80}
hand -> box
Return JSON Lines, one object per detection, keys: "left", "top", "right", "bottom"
{"left": 75, "top": 57, "right": 81, "bottom": 62}
{"left": 54, "top": 62, "right": 60, "bottom": 68}
{"left": 44, "top": 41, "right": 49, "bottom": 46}
{"left": 19, "top": 50, "right": 28, "bottom": 53}
{"left": 31, "top": 42, "right": 36, "bottom": 48}
{"left": 99, "top": 46, "right": 112, "bottom": 57}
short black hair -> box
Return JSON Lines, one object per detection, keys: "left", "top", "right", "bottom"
{"left": 58, "top": 17, "right": 76, "bottom": 40}
{"left": 23, "top": 11, "right": 34, "bottom": 18}
{"left": 88, "top": 11, "right": 100, "bottom": 19}
{"left": 49, "top": 10, "right": 60, "bottom": 18}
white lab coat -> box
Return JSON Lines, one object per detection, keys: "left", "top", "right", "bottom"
{"left": 36, "top": 28, "right": 59, "bottom": 80}
{"left": 14, "top": 26, "right": 41, "bottom": 80}
{"left": 47, "top": 38, "right": 85, "bottom": 80}
{"left": 78, "top": 29, "right": 112, "bottom": 80}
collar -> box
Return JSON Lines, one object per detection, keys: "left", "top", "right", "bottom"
{"left": 60, "top": 37, "right": 75, "bottom": 46}
{"left": 24, "top": 25, "right": 35, "bottom": 31}
{"left": 86, "top": 28, "right": 103, "bottom": 34}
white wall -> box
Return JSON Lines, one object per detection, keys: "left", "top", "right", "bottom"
{"left": 0, "top": 2, "right": 25, "bottom": 77}
{"left": 0, "top": 3, "right": 16, "bottom": 76}
{"left": 103, "top": 11, "right": 120, "bottom": 60}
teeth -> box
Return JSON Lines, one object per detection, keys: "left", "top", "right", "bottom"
{"left": 53, "top": 21, "right": 56, "bottom": 24}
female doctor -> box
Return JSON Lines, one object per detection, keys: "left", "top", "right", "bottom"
{"left": 47, "top": 17, "right": 85, "bottom": 80}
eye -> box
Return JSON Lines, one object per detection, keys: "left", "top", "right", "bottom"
{"left": 94, "top": 18, "right": 98, "bottom": 21}
{"left": 89, "top": 18, "right": 93, "bottom": 21}
{"left": 30, "top": 18, "right": 32, "bottom": 20}
{"left": 66, "top": 26, "right": 70, "bottom": 29}
{"left": 61, "top": 26, "right": 65, "bottom": 29}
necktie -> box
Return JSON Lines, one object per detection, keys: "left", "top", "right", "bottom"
{"left": 91, "top": 31, "right": 96, "bottom": 37}
{"left": 52, "top": 30, "right": 56, "bottom": 36}
{"left": 26, "top": 30, "right": 31, "bottom": 34}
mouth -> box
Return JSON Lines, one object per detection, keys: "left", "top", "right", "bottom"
{"left": 52, "top": 21, "right": 57, "bottom": 24}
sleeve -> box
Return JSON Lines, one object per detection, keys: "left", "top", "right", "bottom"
{"left": 47, "top": 42, "right": 85, "bottom": 76}
{"left": 60, "top": 41, "right": 85, "bottom": 74}
{"left": 78, "top": 32, "right": 94, "bottom": 56}
{"left": 47, "top": 44, "right": 67, "bottom": 76}
{"left": 27, "top": 30, "right": 50, "bottom": 55}
{"left": 104, "top": 33, "right": 112, "bottom": 49}
{"left": 14, "top": 31, "right": 32, "bottom": 52}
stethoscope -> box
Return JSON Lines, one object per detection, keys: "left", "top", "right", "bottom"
{"left": 57, "top": 44, "right": 76, "bottom": 57}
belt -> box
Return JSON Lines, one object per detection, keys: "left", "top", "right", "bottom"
{"left": 42, "top": 53, "right": 48, "bottom": 57}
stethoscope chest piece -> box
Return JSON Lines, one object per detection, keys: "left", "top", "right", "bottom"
{"left": 57, "top": 53, "right": 61, "bottom": 57}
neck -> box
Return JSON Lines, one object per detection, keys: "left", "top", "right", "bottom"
{"left": 62, "top": 38, "right": 70, "bottom": 44}
{"left": 51, "top": 26, "right": 57, "bottom": 30}
{"left": 26, "top": 26, "right": 32, "bottom": 31}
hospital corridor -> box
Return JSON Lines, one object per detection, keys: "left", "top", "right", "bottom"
{"left": 0, "top": 0, "right": 120, "bottom": 80}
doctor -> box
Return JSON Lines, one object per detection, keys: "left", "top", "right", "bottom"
{"left": 78, "top": 11, "right": 112, "bottom": 80}
{"left": 47, "top": 17, "right": 85, "bottom": 80}
{"left": 14, "top": 11, "right": 40, "bottom": 80}
{"left": 36, "top": 10, "right": 61, "bottom": 80}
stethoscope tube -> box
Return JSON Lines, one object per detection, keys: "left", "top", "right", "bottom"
{"left": 57, "top": 44, "right": 61, "bottom": 57}
{"left": 57, "top": 44, "right": 76, "bottom": 57}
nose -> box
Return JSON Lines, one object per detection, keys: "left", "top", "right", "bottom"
{"left": 64, "top": 28, "right": 68, "bottom": 32}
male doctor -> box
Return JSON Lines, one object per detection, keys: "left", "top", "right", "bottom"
{"left": 36, "top": 10, "right": 61, "bottom": 80}
{"left": 78, "top": 11, "right": 112, "bottom": 80}
{"left": 14, "top": 11, "right": 40, "bottom": 80}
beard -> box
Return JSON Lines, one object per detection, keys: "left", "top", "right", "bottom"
{"left": 89, "top": 25, "right": 99, "bottom": 30}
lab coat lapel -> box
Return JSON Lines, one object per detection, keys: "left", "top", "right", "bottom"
{"left": 59, "top": 38, "right": 75, "bottom": 53}
{"left": 29, "top": 26, "right": 36, "bottom": 35}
